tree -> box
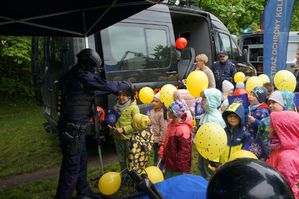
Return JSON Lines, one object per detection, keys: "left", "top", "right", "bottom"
{"left": 0, "top": 36, "right": 33, "bottom": 98}
{"left": 291, "top": 0, "right": 299, "bottom": 31}
{"left": 197, "top": 0, "right": 298, "bottom": 35}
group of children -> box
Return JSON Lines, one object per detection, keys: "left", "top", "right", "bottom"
{"left": 109, "top": 79, "right": 299, "bottom": 198}
{"left": 109, "top": 88, "right": 193, "bottom": 179}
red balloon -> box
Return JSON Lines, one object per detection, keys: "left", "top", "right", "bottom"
{"left": 233, "top": 88, "right": 247, "bottom": 96}
{"left": 176, "top": 37, "right": 188, "bottom": 49}
{"left": 96, "top": 106, "right": 105, "bottom": 122}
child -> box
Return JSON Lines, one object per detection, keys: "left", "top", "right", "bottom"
{"left": 158, "top": 99, "right": 193, "bottom": 179}
{"left": 149, "top": 92, "right": 167, "bottom": 165}
{"left": 174, "top": 89, "right": 196, "bottom": 115}
{"left": 128, "top": 113, "right": 154, "bottom": 174}
{"left": 246, "top": 86, "right": 270, "bottom": 159}
{"left": 197, "top": 88, "right": 225, "bottom": 179}
{"left": 219, "top": 80, "right": 234, "bottom": 113}
{"left": 233, "top": 82, "right": 247, "bottom": 96}
{"left": 267, "top": 111, "right": 299, "bottom": 199}
{"left": 263, "top": 82, "right": 274, "bottom": 100}
{"left": 199, "top": 88, "right": 226, "bottom": 128}
{"left": 248, "top": 86, "right": 270, "bottom": 133}
{"left": 110, "top": 88, "right": 140, "bottom": 171}
{"left": 258, "top": 90, "right": 296, "bottom": 158}
{"left": 173, "top": 89, "right": 197, "bottom": 134}
{"left": 219, "top": 102, "right": 251, "bottom": 163}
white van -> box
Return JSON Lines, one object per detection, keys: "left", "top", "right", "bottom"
{"left": 239, "top": 31, "right": 299, "bottom": 74}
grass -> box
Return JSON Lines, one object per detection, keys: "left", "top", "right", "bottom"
{"left": 1, "top": 149, "right": 201, "bottom": 199}
{"left": 0, "top": 99, "right": 61, "bottom": 177}
{"left": 0, "top": 177, "right": 57, "bottom": 199}
{"left": 0, "top": 163, "right": 117, "bottom": 199}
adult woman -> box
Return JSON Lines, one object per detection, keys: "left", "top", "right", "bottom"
{"left": 195, "top": 54, "right": 216, "bottom": 88}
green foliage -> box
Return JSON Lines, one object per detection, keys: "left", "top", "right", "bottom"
{"left": 291, "top": 0, "right": 299, "bottom": 30}
{"left": 0, "top": 36, "right": 31, "bottom": 66}
{"left": 0, "top": 36, "right": 33, "bottom": 98}
{"left": 199, "top": 0, "right": 266, "bottom": 35}
{"left": 197, "top": 0, "right": 299, "bottom": 35}
{"left": 0, "top": 77, "right": 34, "bottom": 97}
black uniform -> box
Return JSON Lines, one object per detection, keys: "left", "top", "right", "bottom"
{"left": 211, "top": 60, "right": 237, "bottom": 91}
{"left": 56, "top": 49, "right": 130, "bottom": 199}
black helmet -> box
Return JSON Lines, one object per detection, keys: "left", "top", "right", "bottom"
{"left": 207, "top": 158, "right": 294, "bottom": 199}
{"left": 77, "top": 48, "right": 102, "bottom": 72}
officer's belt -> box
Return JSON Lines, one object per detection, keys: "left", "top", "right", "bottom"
{"left": 66, "top": 123, "right": 87, "bottom": 132}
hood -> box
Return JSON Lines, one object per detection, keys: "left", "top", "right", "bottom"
{"left": 180, "top": 111, "right": 193, "bottom": 127}
{"left": 222, "top": 80, "right": 234, "bottom": 93}
{"left": 270, "top": 111, "right": 299, "bottom": 149}
{"left": 204, "top": 88, "right": 222, "bottom": 112}
{"left": 132, "top": 113, "right": 150, "bottom": 131}
{"left": 268, "top": 90, "right": 296, "bottom": 111}
{"left": 280, "top": 90, "right": 296, "bottom": 111}
{"left": 222, "top": 103, "right": 245, "bottom": 126}
{"left": 174, "top": 111, "right": 193, "bottom": 133}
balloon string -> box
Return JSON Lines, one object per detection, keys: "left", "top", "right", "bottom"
{"left": 120, "top": 168, "right": 127, "bottom": 174}
{"left": 146, "top": 104, "right": 150, "bottom": 116}
{"left": 156, "top": 159, "right": 161, "bottom": 167}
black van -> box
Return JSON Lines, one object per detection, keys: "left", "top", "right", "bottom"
{"left": 32, "top": 3, "right": 253, "bottom": 134}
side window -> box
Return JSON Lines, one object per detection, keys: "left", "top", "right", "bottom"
{"left": 218, "top": 33, "right": 232, "bottom": 57}
{"left": 103, "top": 25, "right": 169, "bottom": 71}
{"left": 146, "top": 29, "right": 167, "bottom": 60}
{"left": 108, "top": 26, "right": 147, "bottom": 71}
{"left": 231, "top": 39, "right": 241, "bottom": 60}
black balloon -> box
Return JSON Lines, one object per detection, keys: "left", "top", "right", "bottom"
{"left": 207, "top": 158, "right": 294, "bottom": 199}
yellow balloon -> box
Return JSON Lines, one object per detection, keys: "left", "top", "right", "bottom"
{"left": 160, "top": 84, "right": 177, "bottom": 108}
{"left": 258, "top": 74, "right": 270, "bottom": 84}
{"left": 186, "top": 71, "right": 208, "bottom": 98}
{"left": 98, "top": 172, "right": 121, "bottom": 195}
{"left": 139, "top": 87, "right": 154, "bottom": 104}
{"left": 229, "top": 150, "right": 258, "bottom": 160}
{"left": 145, "top": 166, "right": 164, "bottom": 184}
{"left": 195, "top": 122, "right": 227, "bottom": 160}
{"left": 274, "top": 70, "right": 296, "bottom": 91}
{"left": 234, "top": 72, "right": 246, "bottom": 83}
{"left": 245, "top": 76, "right": 263, "bottom": 93}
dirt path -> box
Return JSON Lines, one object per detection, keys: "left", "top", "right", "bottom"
{"left": 0, "top": 153, "right": 117, "bottom": 191}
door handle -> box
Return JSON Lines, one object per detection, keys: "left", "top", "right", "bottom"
{"left": 166, "top": 71, "right": 177, "bottom": 74}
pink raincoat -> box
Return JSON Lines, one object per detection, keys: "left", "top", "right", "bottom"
{"left": 267, "top": 111, "right": 299, "bottom": 199}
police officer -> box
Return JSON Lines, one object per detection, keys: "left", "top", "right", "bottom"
{"left": 211, "top": 51, "right": 237, "bottom": 91}
{"left": 56, "top": 48, "right": 131, "bottom": 199}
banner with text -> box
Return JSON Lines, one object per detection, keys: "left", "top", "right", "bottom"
{"left": 263, "top": 0, "right": 294, "bottom": 81}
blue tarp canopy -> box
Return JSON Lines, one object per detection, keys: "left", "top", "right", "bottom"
{"left": 0, "top": 0, "right": 159, "bottom": 37}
